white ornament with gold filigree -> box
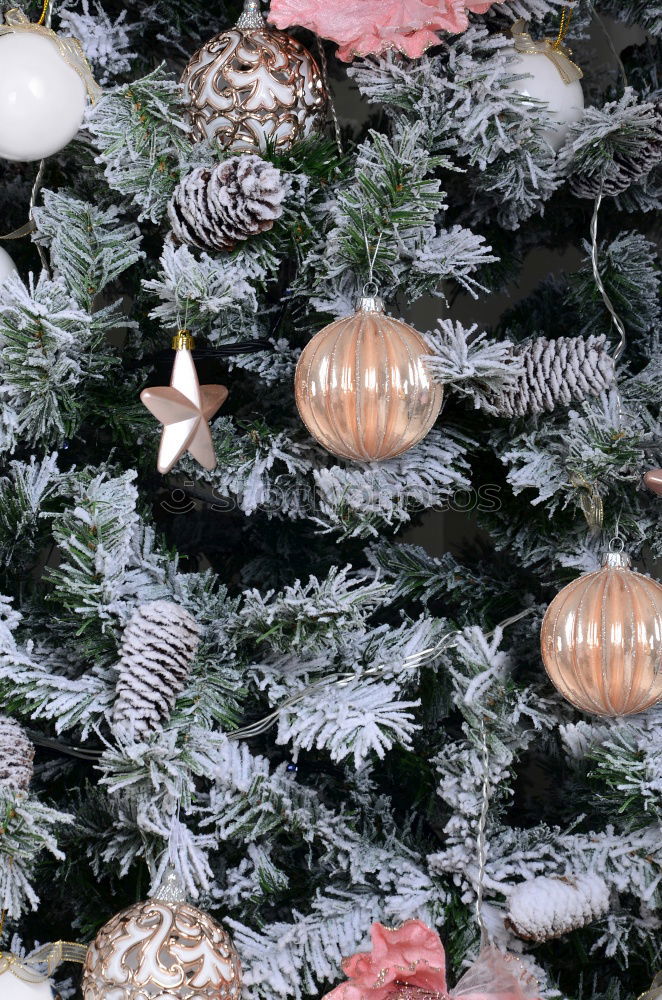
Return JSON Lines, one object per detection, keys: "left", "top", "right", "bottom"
{"left": 81, "top": 869, "right": 242, "bottom": 1000}
{"left": 0, "top": 954, "right": 54, "bottom": 1000}
{"left": 0, "top": 9, "right": 100, "bottom": 162}
{"left": 181, "top": 0, "right": 327, "bottom": 152}
{"left": 503, "top": 19, "right": 584, "bottom": 153}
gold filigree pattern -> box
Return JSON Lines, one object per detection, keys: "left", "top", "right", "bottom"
{"left": 181, "top": 25, "right": 328, "bottom": 152}
{"left": 81, "top": 899, "right": 242, "bottom": 1000}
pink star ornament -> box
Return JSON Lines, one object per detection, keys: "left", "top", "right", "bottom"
{"left": 141, "top": 346, "right": 228, "bottom": 474}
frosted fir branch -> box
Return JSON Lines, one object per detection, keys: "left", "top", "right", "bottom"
{"left": 225, "top": 337, "right": 297, "bottom": 384}
{"left": 0, "top": 792, "right": 73, "bottom": 918}
{"left": 144, "top": 243, "right": 268, "bottom": 341}
{"left": 571, "top": 231, "right": 660, "bottom": 340}
{"left": 348, "top": 32, "right": 564, "bottom": 228}
{"left": 175, "top": 416, "right": 318, "bottom": 518}
{"left": 499, "top": 388, "right": 656, "bottom": 512}
{"left": 311, "top": 429, "right": 471, "bottom": 539}
{"left": 88, "top": 67, "right": 190, "bottom": 222}
{"left": 424, "top": 320, "right": 524, "bottom": 412}
{"left": 495, "top": 0, "right": 569, "bottom": 18}
{"left": 586, "top": 711, "right": 662, "bottom": 819}
{"left": 410, "top": 225, "right": 497, "bottom": 300}
{"left": 240, "top": 566, "right": 390, "bottom": 656}
{"left": 229, "top": 846, "right": 438, "bottom": 1000}
{"left": 33, "top": 189, "right": 143, "bottom": 310}
{"left": 46, "top": 469, "right": 196, "bottom": 656}
{"left": 558, "top": 90, "right": 662, "bottom": 199}
{"left": 275, "top": 678, "right": 420, "bottom": 769}
{"left": 0, "top": 453, "right": 66, "bottom": 565}
{"left": 0, "top": 272, "right": 121, "bottom": 449}
{"left": 57, "top": 0, "right": 138, "bottom": 84}
{"left": 594, "top": 0, "right": 662, "bottom": 36}
{"left": 308, "top": 121, "right": 494, "bottom": 301}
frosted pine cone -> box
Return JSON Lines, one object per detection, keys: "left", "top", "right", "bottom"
{"left": 498, "top": 335, "right": 615, "bottom": 417}
{"left": 112, "top": 601, "right": 200, "bottom": 739}
{"left": 571, "top": 104, "right": 662, "bottom": 199}
{"left": 506, "top": 873, "right": 610, "bottom": 942}
{"left": 168, "top": 154, "right": 288, "bottom": 252}
{"left": 0, "top": 715, "right": 35, "bottom": 792}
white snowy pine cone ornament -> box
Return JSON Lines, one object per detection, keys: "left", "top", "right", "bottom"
{"left": 0, "top": 715, "right": 35, "bottom": 792}
{"left": 112, "top": 601, "right": 200, "bottom": 739}
{"left": 168, "top": 154, "right": 288, "bottom": 252}
{"left": 498, "top": 335, "right": 615, "bottom": 417}
{"left": 506, "top": 873, "right": 610, "bottom": 941}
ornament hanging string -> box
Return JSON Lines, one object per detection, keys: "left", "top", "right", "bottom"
{"left": 37, "top": 0, "right": 49, "bottom": 25}
{"left": 360, "top": 207, "right": 383, "bottom": 296}
{"left": 551, "top": 6, "right": 571, "bottom": 49}
{"left": 28, "top": 608, "right": 535, "bottom": 758}
{"left": 590, "top": 185, "right": 627, "bottom": 363}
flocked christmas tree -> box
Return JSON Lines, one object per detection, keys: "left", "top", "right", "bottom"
{"left": 0, "top": 0, "right": 660, "bottom": 998}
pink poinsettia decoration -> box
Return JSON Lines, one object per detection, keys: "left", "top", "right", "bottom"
{"left": 268, "top": 0, "right": 494, "bottom": 61}
{"left": 324, "top": 921, "right": 448, "bottom": 1000}
{"left": 321, "top": 921, "right": 542, "bottom": 1000}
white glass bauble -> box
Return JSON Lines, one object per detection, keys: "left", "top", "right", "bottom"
{"left": 0, "top": 32, "right": 87, "bottom": 161}
{"left": 0, "top": 965, "right": 54, "bottom": 1000}
{"left": 503, "top": 47, "right": 584, "bottom": 152}
{"left": 0, "top": 246, "right": 17, "bottom": 283}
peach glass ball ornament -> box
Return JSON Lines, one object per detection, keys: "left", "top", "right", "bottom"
{"left": 541, "top": 547, "right": 662, "bottom": 716}
{"left": 294, "top": 291, "right": 444, "bottom": 462}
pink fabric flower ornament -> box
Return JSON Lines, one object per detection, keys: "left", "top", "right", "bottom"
{"left": 268, "top": 0, "right": 495, "bottom": 62}
{"left": 322, "top": 922, "right": 542, "bottom": 1000}
{"left": 324, "top": 921, "right": 448, "bottom": 1000}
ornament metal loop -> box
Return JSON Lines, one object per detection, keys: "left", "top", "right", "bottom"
{"left": 362, "top": 280, "right": 379, "bottom": 297}
{"left": 608, "top": 536, "right": 625, "bottom": 553}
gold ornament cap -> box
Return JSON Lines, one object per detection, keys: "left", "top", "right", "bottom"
{"left": 172, "top": 330, "right": 195, "bottom": 351}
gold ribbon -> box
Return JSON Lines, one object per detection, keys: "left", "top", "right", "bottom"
{"left": 0, "top": 222, "right": 35, "bottom": 242}
{"left": 0, "top": 8, "right": 101, "bottom": 104}
{"left": 637, "top": 973, "right": 662, "bottom": 1000}
{"left": 570, "top": 472, "right": 603, "bottom": 535}
{"left": 0, "top": 942, "right": 88, "bottom": 983}
{"left": 511, "top": 18, "right": 583, "bottom": 85}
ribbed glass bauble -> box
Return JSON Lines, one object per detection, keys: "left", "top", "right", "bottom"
{"left": 295, "top": 295, "right": 443, "bottom": 462}
{"left": 540, "top": 551, "right": 662, "bottom": 716}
